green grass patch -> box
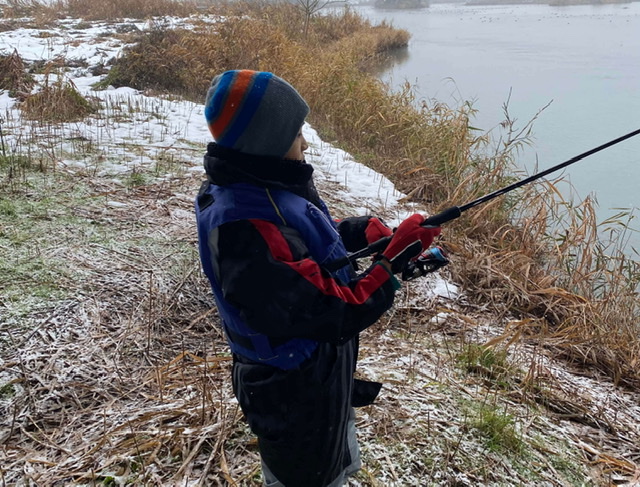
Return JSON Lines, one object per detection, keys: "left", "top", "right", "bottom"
{"left": 0, "top": 253, "right": 71, "bottom": 301}
{"left": 125, "top": 170, "right": 148, "bottom": 188}
{"left": 0, "top": 382, "right": 16, "bottom": 399}
{"left": 457, "top": 344, "right": 513, "bottom": 387}
{"left": 0, "top": 171, "right": 101, "bottom": 315}
{"left": 0, "top": 199, "right": 18, "bottom": 217}
{"left": 0, "top": 144, "right": 198, "bottom": 321}
{"left": 0, "top": 154, "right": 39, "bottom": 172}
{"left": 528, "top": 434, "right": 593, "bottom": 486}
{"left": 468, "top": 402, "right": 524, "bottom": 454}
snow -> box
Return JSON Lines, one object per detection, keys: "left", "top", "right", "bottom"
{"left": 1, "top": 23, "right": 124, "bottom": 66}
{"left": 304, "top": 124, "right": 415, "bottom": 222}
{"left": 0, "top": 16, "right": 213, "bottom": 67}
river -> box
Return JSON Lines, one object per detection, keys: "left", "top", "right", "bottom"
{"left": 354, "top": 1, "right": 640, "bottom": 254}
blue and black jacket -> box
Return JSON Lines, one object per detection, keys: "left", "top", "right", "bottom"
{"left": 195, "top": 143, "right": 397, "bottom": 487}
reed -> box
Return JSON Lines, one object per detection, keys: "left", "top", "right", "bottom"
{"left": 0, "top": 50, "right": 35, "bottom": 97}
{"left": 1, "top": 0, "right": 48, "bottom": 17}
{"left": 2, "top": 0, "right": 199, "bottom": 20}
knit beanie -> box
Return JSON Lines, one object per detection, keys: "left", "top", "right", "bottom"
{"left": 204, "top": 70, "right": 310, "bottom": 159}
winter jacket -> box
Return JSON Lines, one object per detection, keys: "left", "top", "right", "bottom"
{"left": 195, "top": 143, "right": 398, "bottom": 487}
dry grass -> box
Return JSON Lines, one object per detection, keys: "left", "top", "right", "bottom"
{"left": 0, "top": 0, "right": 48, "bottom": 17}
{"left": 61, "top": 0, "right": 199, "bottom": 21}
{"left": 2, "top": 0, "right": 637, "bottom": 388}
{"left": 448, "top": 176, "right": 640, "bottom": 387}
{"left": 0, "top": 171, "right": 255, "bottom": 485}
{"left": 1, "top": 0, "right": 200, "bottom": 20}
{"left": 0, "top": 49, "right": 35, "bottom": 97}
{"left": 2, "top": 133, "right": 637, "bottom": 486}
{"left": 20, "top": 73, "right": 98, "bottom": 122}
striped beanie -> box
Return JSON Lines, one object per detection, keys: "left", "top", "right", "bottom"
{"left": 204, "top": 70, "right": 310, "bottom": 159}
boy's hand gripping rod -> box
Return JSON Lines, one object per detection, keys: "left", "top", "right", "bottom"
{"left": 326, "top": 128, "right": 640, "bottom": 272}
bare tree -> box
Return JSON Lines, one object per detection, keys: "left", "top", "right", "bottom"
{"left": 293, "top": 0, "right": 343, "bottom": 38}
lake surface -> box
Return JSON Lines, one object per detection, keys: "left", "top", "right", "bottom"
{"left": 355, "top": 2, "right": 640, "bottom": 253}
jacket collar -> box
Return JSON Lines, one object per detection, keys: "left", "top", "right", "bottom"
{"left": 204, "top": 143, "right": 322, "bottom": 207}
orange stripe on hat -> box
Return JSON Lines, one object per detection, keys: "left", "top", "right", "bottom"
{"left": 210, "top": 70, "right": 256, "bottom": 140}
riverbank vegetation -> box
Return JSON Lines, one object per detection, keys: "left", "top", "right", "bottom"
{"left": 100, "top": 0, "right": 640, "bottom": 387}
{"left": 1, "top": 0, "right": 639, "bottom": 485}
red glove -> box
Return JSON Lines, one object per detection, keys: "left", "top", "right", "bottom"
{"left": 381, "top": 214, "right": 441, "bottom": 274}
{"left": 365, "top": 217, "right": 393, "bottom": 244}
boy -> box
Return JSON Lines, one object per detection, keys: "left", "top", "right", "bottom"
{"left": 195, "top": 70, "right": 440, "bottom": 487}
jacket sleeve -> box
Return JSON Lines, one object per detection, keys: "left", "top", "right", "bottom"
{"left": 213, "top": 219, "right": 398, "bottom": 344}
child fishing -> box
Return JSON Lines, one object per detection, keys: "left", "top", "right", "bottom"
{"left": 195, "top": 69, "right": 441, "bottom": 487}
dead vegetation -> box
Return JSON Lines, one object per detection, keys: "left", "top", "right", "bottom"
{"left": 0, "top": 172, "right": 253, "bottom": 485}
{"left": 1, "top": 146, "right": 638, "bottom": 486}
{"left": 1, "top": 0, "right": 199, "bottom": 20}
{"left": 20, "top": 73, "right": 98, "bottom": 122}
{"left": 0, "top": 49, "right": 34, "bottom": 97}
{"left": 1, "top": 1, "right": 640, "bottom": 485}
{"left": 62, "top": 0, "right": 199, "bottom": 20}
{"left": 100, "top": 2, "right": 409, "bottom": 102}
{"left": 0, "top": 0, "right": 47, "bottom": 18}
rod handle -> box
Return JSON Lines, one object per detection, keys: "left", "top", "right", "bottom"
{"left": 324, "top": 236, "right": 391, "bottom": 272}
{"left": 421, "top": 206, "right": 462, "bottom": 227}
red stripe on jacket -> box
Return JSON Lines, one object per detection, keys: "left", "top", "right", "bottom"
{"left": 250, "top": 219, "right": 390, "bottom": 305}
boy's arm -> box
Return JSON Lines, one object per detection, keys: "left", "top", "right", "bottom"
{"left": 213, "top": 219, "right": 397, "bottom": 344}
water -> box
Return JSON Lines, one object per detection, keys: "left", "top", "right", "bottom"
{"left": 354, "top": 2, "right": 640, "bottom": 253}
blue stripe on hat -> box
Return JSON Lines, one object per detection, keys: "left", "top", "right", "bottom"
{"left": 204, "top": 71, "right": 234, "bottom": 125}
{"left": 218, "top": 71, "right": 273, "bottom": 148}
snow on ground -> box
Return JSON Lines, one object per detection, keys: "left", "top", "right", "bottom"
{"left": 0, "top": 15, "right": 464, "bottom": 485}
{"left": 0, "top": 16, "right": 217, "bottom": 67}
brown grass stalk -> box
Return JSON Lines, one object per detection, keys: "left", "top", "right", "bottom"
{"left": 0, "top": 50, "right": 35, "bottom": 97}
{"left": 1, "top": 4, "right": 639, "bottom": 485}
{"left": 20, "top": 73, "right": 97, "bottom": 122}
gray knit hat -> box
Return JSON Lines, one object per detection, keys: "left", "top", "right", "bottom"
{"left": 204, "top": 70, "right": 310, "bottom": 159}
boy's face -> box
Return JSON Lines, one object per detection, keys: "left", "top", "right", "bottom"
{"left": 283, "top": 129, "right": 308, "bottom": 162}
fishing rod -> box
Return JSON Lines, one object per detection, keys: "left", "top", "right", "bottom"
{"left": 326, "top": 127, "right": 640, "bottom": 273}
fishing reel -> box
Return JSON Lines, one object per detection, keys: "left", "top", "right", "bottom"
{"left": 401, "top": 246, "right": 450, "bottom": 281}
